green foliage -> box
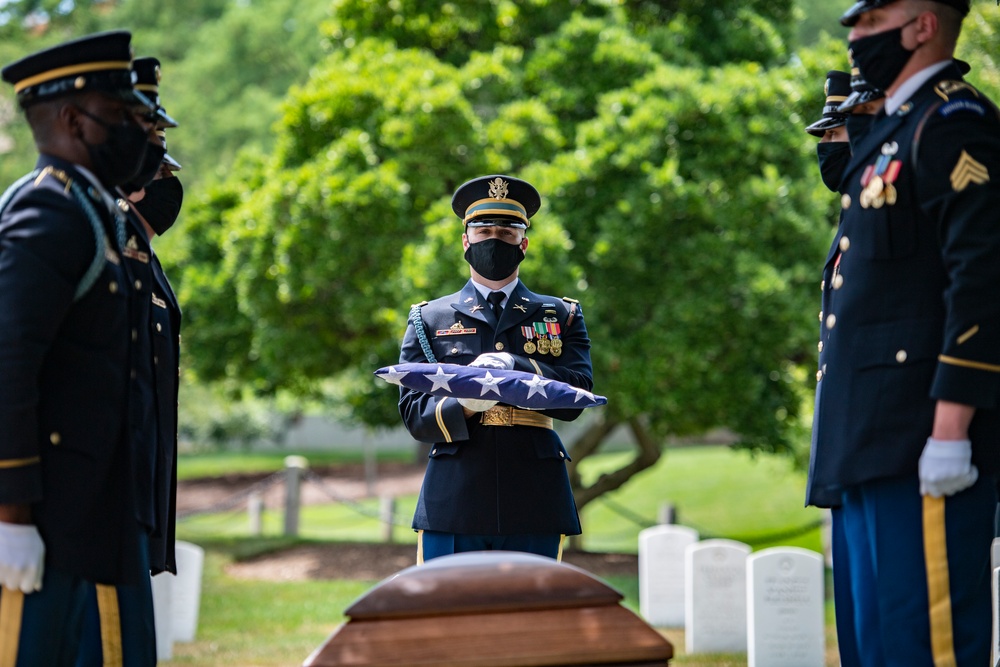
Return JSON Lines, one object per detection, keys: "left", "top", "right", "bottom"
{"left": 326, "top": 0, "right": 583, "bottom": 67}
{"left": 794, "top": 0, "right": 848, "bottom": 47}
{"left": 524, "top": 14, "right": 663, "bottom": 134}
{"left": 179, "top": 1, "right": 836, "bottom": 470}
{"left": 958, "top": 7, "right": 1000, "bottom": 102}
{"left": 177, "top": 381, "right": 281, "bottom": 451}
{"left": 0, "top": 0, "right": 331, "bottom": 193}
{"left": 527, "top": 58, "right": 833, "bottom": 452}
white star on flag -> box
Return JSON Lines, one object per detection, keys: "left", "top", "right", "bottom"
{"left": 520, "top": 375, "right": 552, "bottom": 399}
{"left": 425, "top": 366, "right": 457, "bottom": 392}
{"left": 380, "top": 366, "right": 410, "bottom": 386}
{"left": 472, "top": 371, "right": 506, "bottom": 397}
{"left": 573, "top": 388, "right": 597, "bottom": 403}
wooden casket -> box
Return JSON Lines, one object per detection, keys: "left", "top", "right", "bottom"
{"left": 304, "top": 551, "right": 672, "bottom": 667}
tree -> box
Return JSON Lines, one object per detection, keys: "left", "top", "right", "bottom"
{"left": 175, "top": 0, "right": 842, "bottom": 512}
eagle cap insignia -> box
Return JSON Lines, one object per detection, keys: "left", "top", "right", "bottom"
{"left": 488, "top": 177, "right": 509, "bottom": 200}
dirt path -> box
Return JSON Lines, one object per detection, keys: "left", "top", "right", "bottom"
{"left": 178, "top": 461, "right": 637, "bottom": 581}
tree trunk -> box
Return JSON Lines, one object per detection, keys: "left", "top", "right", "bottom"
{"left": 570, "top": 416, "right": 662, "bottom": 512}
{"left": 566, "top": 412, "right": 621, "bottom": 492}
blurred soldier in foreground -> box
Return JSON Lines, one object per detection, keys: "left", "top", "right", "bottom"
{"left": 399, "top": 175, "right": 592, "bottom": 562}
{"left": 807, "top": 1, "right": 1000, "bottom": 664}
{"left": 0, "top": 31, "right": 155, "bottom": 666}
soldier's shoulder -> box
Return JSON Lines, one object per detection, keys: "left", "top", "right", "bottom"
{"left": 2, "top": 169, "right": 88, "bottom": 235}
{"left": 410, "top": 292, "right": 460, "bottom": 316}
{"left": 418, "top": 291, "right": 461, "bottom": 308}
{"left": 930, "top": 80, "right": 999, "bottom": 123}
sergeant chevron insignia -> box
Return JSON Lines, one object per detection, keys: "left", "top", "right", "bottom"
{"left": 951, "top": 150, "right": 990, "bottom": 192}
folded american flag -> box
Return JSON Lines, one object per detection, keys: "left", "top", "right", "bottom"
{"left": 375, "top": 363, "right": 607, "bottom": 410}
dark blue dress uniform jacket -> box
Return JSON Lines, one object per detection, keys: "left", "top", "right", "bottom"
{"left": 400, "top": 280, "right": 592, "bottom": 536}
{"left": 0, "top": 155, "right": 139, "bottom": 584}
{"left": 148, "top": 250, "right": 180, "bottom": 575}
{"left": 119, "top": 212, "right": 181, "bottom": 575}
{"left": 807, "top": 63, "right": 1000, "bottom": 507}
{"left": 121, "top": 216, "right": 157, "bottom": 534}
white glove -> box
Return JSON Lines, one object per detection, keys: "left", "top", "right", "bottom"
{"left": 458, "top": 397, "right": 498, "bottom": 412}
{"left": 919, "top": 438, "right": 979, "bottom": 498}
{"left": 470, "top": 352, "right": 515, "bottom": 370}
{"left": 0, "top": 521, "right": 45, "bottom": 593}
{"left": 457, "top": 353, "right": 515, "bottom": 412}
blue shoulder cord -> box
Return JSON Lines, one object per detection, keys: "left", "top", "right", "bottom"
{"left": 0, "top": 169, "right": 119, "bottom": 302}
{"left": 408, "top": 303, "right": 437, "bottom": 363}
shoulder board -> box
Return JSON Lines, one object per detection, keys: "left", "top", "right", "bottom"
{"left": 33, "top": 165, "right": 73, "bottom": 191}
{"left": 412, "top": 300, "right": 429, "bottom": 308}
{"left": 562, "top": 297, "right": 579, "bottom": 304}
{"left": 935, "top": 80, "right": 979, "bottom": 103}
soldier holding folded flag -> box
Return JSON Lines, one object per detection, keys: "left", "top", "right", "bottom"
{"left": 399, "top": 175, "right": 593, "bottom": 562}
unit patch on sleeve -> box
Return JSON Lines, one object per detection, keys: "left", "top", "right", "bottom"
{"left": 938, "top": 99, "right": 986, "bottom": 118}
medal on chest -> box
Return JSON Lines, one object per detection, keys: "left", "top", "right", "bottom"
{"left": 859, "top": 142, "right": 903, "bottom": 209}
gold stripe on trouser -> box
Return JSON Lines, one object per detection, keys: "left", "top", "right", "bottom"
{"left": 0, "top": 587, "right": 25, "bottom": 667}
{"left": 96, "top": 584, "right": 124, "bottom": 667}
{"left": 416, "top": 530, "right": 425, "bottom": 565}
{"left": 556, "top": 535, "right": 565, "bottom": 562}
{"left": 922, "top": 495, "right": 958, "bottom": 667}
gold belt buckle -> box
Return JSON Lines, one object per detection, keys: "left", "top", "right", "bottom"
{"left": 481, "top": 405, "right": 514, "bottom": 426}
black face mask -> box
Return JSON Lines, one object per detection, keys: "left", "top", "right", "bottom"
{"left": 75, "top": 106, "right": 149, "bottom": 188}
{"left": 816, "top": 142, "right": 852, "bottom": 193}
{"left": 848, "top": 20, "right": 917, "bottom": 93}
{"left": 121, "top": 142, "right": 167, "bottom": 194}
{"left": 464, "top": 237, "right": 525, "bottom": 281}
{"left": 134, "top": 177, "right": 184, "bottom": 235}
{"left": 846, "top": 113, "right": 876, "bottom": 153}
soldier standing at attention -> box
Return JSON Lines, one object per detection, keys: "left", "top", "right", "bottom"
{"left": 76, "top": 56, "right": 185, "bottom": 667}
{"left": 399, "top": 175, "right": 592, "bottom": 562}
{"left": 804, "top": 68, "right": 866, "bottom": 667}
{"left": 0, "top": 31, "right": 155, "bottom": 666}
{"left": 808, "top": 1, "right": 1000, "bottom": 664}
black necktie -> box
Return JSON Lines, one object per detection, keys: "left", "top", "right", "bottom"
{"left": 488, "top": 291, "right": 505, "bottom": 320}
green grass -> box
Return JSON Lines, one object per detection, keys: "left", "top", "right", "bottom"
{"left": 172, "top": 445, "right": 837, "bottom": 666}
{"left": 177, "top": 449, "right": 415, "bottom": 481}
{"left": 578, "top": 447, "right": 824, "bottom": 553}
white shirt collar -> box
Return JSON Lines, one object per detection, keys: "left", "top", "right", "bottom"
{"left": 885, "top": 60, "right": 951, "bottom": 116}
{"left": 471, "top": 277, "right": 519, "bottom": 306}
